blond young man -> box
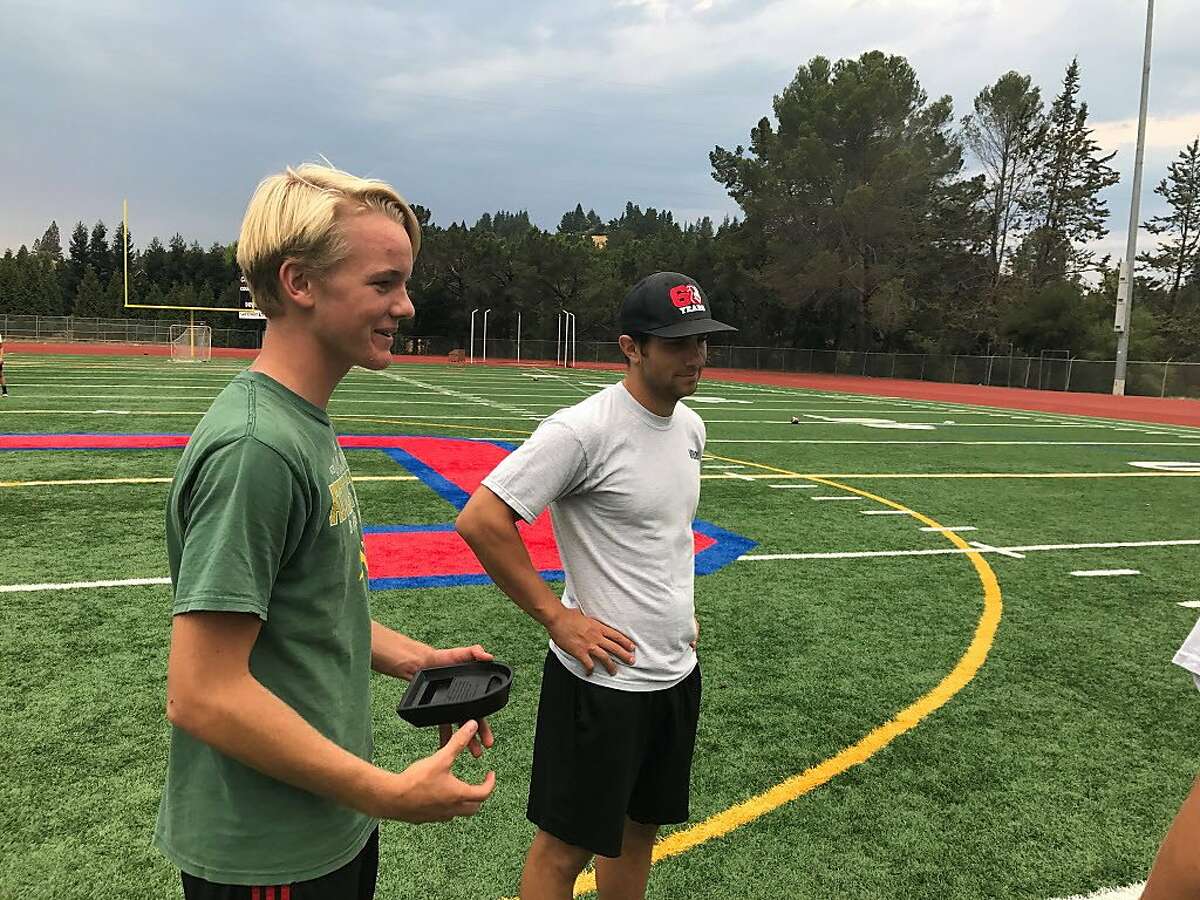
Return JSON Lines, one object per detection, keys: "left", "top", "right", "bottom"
{"left": 457, "top": 273, "right": 737, "bottom": 900}
{"left": 155, "top": 164, "right": 495, "bottom": 900}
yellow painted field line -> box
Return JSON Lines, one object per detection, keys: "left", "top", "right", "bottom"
{"left": 0, "top": 476, "right": 173, "bottom": 488}
{"left": 565, "top": 453, "right": 1004, "bottom": 898}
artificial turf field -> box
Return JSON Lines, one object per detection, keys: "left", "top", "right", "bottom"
{"left": 3, "top": 352, "right": 1200, "bottom": 900}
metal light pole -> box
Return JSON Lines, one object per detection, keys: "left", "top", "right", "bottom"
{"left": 482, "top": 308, "right": 492, "bottom": 363}
{"left": 1113, "top": 0, "right": 1155, "bottom": 396}
{"left": 469, "top": 308, "right": 479, "bottom": 364}
{"left": 516, "top": 311, "right": 522, "bottom": 364}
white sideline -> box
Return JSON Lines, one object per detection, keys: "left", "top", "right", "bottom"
{"left": 0, "top": 577, "right": 171, "bottom": 594}
{"left": 739, "top": 538, "right": 1200, "bottom": 562}
{"left": 1049, "top": 882, "right": 1144, "bottom": 900}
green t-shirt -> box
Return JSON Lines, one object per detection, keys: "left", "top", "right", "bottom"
{"left": 154, "top": 371, "right": 376, "bottom": 884}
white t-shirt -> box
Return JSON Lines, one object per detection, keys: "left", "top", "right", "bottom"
{"left": 482, "top": 382, "right": 705, "bottom": 691}
{"left": 1174, "top": 618, "right": 1200, "bottom": 692}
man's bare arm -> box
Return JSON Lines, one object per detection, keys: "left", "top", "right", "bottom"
{"left": 369, "top": 620, "right": 436, "bottom": 680}
{"left": 455, "top": 486, "right": 635, "bottom": 675}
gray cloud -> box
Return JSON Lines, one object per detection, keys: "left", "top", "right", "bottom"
{"left": 2, "top": 0, "right": 1196, "bottom": 266}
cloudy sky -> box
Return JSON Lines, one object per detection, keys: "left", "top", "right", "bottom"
{"left": 2, "top": 0, "right": 1197, "bottom": 263}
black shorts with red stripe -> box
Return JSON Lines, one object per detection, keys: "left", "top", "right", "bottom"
{"left": 180, "top": 829, "right": 378, "bottom": 900}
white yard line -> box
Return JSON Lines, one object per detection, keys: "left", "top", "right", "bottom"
{"left": 374, "top": 369, "right": 542, "bottom": 418}
{"left": 12, "top": 394, "right": 570, "bottom": 409}
{"left": 705, "top": 421, "right": 1111, "bottom": 428}
{"left": 705, "top": 440, "right": 1200, "bottom": 446}
{"left": 0, "top": 577, "right": 171, "bottom": 594}
{"left": 739, "top": 538, "right": 1200, "bottom": 562}
{"left": 920, "top": 525, "right": 977, "bottom": 532}
{"left": 0, "top": 408, "right": 209, "bottom": 416}
{"left": 1048, "top": 883, "right": 1145, "bottom": 900}
{"left": 969, "top": 541, "right": 1026, "bottom": 559}
{"left": 1070, "top": 569, "right": 1142, "bottom": 577}
{"left": 538, "top": 367, "right": 591, "bottom": 396}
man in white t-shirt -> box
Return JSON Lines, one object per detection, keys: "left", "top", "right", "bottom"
{"left": 456, "top": 272, "right": 736, "bottom": 900}
{"left": 1141, "top": 621, "right": 1200, "bottom": 899}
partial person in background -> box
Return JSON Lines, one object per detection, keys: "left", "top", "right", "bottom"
{"left": 156, "top": 163, "right": 495, "bottom": 900}
{"left": 0, "top": 333, "right": 9, "bottom": 397}
{"left": 1140, "top": 619, "right": 1200, "bottom": 899}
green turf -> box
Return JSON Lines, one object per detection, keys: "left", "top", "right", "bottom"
{"left": 2, "top": 354, "right": 1200, "bottom": 899}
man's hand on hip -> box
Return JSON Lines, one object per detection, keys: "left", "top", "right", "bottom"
{"left": 546, "top": 606, "right": 636, "bottom": 676}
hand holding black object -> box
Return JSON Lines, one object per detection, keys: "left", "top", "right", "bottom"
{"left": 428, "top": 644, "right": 496, "bottom": 757}
{"left": 546, "top": 606, "right": 636, "bottom": 676}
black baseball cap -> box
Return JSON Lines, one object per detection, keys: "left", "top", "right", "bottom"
{"left": 618, "top": 272, "right": 737, "bottom": 338}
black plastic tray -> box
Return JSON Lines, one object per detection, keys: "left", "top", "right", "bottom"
{"left": 396, "top": 661, "right": 513, "bottom": 727}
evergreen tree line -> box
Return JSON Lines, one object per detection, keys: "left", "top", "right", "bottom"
{"left": 2, "top": 51, "right": 1198, "bottom": 361}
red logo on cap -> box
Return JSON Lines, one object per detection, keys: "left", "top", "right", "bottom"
{"left": 669, "top": 284, "right": 703, "bottom": 309}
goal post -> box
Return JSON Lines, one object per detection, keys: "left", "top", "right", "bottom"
{"left": 170, "top": 324, "right": 212, "bottom": 363}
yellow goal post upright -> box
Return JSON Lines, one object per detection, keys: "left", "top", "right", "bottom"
{"left": 121, "top": 199, "right": 267, "bottom": 353}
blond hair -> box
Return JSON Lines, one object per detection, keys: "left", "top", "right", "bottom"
{"left": 236, "top": 163, "right": 422, "bottom": 317}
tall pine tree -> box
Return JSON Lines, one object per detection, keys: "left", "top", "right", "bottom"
{"left": 1019, "top": 59, "right": 1119, "bottom": 286}
{"left": 62, "top": 222, "right": 90, "bottom": 313}
{"left": 33, "top": 221, "right": 64, "bottom": 265}
{"left": 961, "top": 72, "right": 1045, "bottom": 283}
{"left": 110, "top": 224, "right": 134, "bottom": 312}
{"left": 73, "top": 266, "right": 106, "bottom": 318}
{"left": 1140, "top": 137, "right": 1200, "bottom": 307}
{"left": 88, "top": 221, "right": 111, "bottom": 285}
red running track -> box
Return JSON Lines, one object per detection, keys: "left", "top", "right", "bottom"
{"left": 9, "top": 341, "right": 1199, "bottom": 428}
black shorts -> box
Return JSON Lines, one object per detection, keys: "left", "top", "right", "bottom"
{"left": 180, "top": 828, "right": 378, "bottom": 900}
{"left": 527, "top": 651, "right": 701, "bottom": 858}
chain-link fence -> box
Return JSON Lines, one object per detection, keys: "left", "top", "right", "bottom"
{"left": 4, "top": 315, "right": 1199, "bottom": 398}
{"left": 416, "top": 336, "right": 1200, "bottom": 399}
{"left": 0, "top": 314, "right": 263, "bottom": 350}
